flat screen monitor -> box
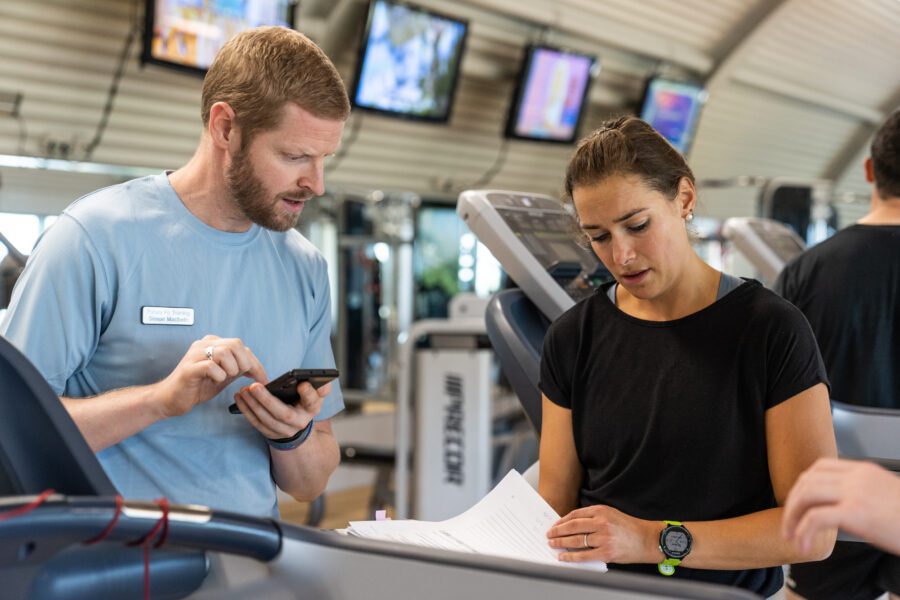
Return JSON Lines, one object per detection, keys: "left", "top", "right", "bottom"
{"left": 505, "top": 45, "right": 597, "bottom": 144}
{"left": 639, "top": 78, "right": 707, "bottom": 154}
{"left": 351, "top": 0, "right": 468, "bottom": 122}
{"left": 142, "top": 0, "right": 295, "bottom": 75}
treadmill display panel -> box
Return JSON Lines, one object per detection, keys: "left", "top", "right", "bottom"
{"left": 486, "top": 192, "right": 612, "bottom": 299}
{"left": 748, "top": 221, "right": 805, "bottom": 263}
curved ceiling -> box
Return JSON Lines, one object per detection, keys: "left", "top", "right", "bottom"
{"left": 0, "top": 0, "right": 896, "bottom": 221}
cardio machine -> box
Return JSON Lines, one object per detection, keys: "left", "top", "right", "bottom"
{"left": 456, "top": 190, "right": 613, "bottom": 433}
{"left": 0, "top": 330, "right": 758, "bottom": 599}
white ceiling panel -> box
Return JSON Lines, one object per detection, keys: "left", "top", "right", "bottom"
{"left": 561, "top": 0, "right": 757, "bottom": 54}
{"left": 739, "top": 0, "right": 900, "bottom": 109}
{"left": 690, "top": 81, "right": 860, "bottom": 181}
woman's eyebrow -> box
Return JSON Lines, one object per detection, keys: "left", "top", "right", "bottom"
{"left": 581, "top": 207, "right": 648, "bottom": 229}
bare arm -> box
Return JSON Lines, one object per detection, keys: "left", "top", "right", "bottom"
{"left": 783, "top": 458, "right": 900, "bottom": 556}
{"left": 64, "top": 336, "right": 266, "bottom": 452}
{"left": 62, "top": 386, "right": 168, "bottom": 452}
{"left": 548, "top": 383, "right": 837, "bottom": 567}
{"left": 234, "top": 381, "right": 341, "bottom": 501}
{"left": 677, "top": 382, "right": 837, "bottom": 568}
{"left": 538, "top": 394, "right": 582, "bottom": 516}
{"left": 270, "top": 419, "right": 340, "bottom": 502}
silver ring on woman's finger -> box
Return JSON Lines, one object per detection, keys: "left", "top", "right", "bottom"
{"left": 205, "top": 346, "right": 215, "bottom": 361}
{"left": 583, "top": 533, "right": 591, "bottom": 549}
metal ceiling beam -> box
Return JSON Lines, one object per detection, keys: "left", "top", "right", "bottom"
{"left": 822, "top": 87, "right": 900, "bottom": 182}
{"left": 702, "top": 0, "right": 889, "bottom": 127}
{"left": 732, "top": 70, "right": 884, "bottom": 124}
{"left": 704, "top": 0, "right": 793, "bottom": 92}
{"left": 707, "top": 0, "right": 787, "bottom": 76}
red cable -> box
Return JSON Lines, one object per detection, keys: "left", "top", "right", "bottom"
{"left": 83, "top": 494, "right": 123, "bottom": 545}
{"left": 124, "top": 497, "right": 170, "bottom": 600}
{"left": 153, "top": 498, "right": 170, "bottom": 549}
{"left": 1, "top": 491, "right": 170, "bottom": 600}
{"left": 0, "top": 488, "right": 55, "bottom": 521}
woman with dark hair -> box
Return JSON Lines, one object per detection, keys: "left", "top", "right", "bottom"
{"left": 538, "top": 116, "right": 837, "bottom": 597}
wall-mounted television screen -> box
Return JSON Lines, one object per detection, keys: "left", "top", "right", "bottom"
{"left": 639, "top": 78, "right": 707, "bottom": 154}
{"left": 351, "top": 0, "right": 468, "bottom": 122}
{"left": 505, "top": 45, "right": 597, "bottom": 144}
{"left": 143, "top": 0, "right": 295, "bottom": 75}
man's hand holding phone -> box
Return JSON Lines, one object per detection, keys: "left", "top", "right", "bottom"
{"left": 231, "top": 369, "right": 337, "bottom": 442}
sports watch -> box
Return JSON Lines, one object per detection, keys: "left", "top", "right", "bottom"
{"left": 658, "top": 520, "right": 692, "bottom": 576}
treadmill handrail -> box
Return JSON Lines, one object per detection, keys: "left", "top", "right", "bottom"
{"left": 0, "top": 496, "right": 281, "bottom": 565}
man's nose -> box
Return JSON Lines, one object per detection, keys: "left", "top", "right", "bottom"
{"left": 300, "top": 160, "right": 326, "bottom": 196}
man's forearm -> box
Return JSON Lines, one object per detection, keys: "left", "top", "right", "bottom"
{"left": 270, "top": 423, "right": 340, "bottom": 502}
{"left": 62, "top": 385, "right": 166, "bottom": 452}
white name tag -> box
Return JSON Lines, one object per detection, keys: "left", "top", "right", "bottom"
{"left": 141, "top": 306, "right": 195, "bottom": 326}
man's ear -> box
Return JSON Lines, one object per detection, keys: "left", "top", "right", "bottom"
{"left": 208, "top": 102, "right": 240, "bottom": 151}
{"left": 864, "top": 156, "right": 875, "bottom": 184}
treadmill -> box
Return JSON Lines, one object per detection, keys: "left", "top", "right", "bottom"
{"left": 0, "top": 316, "right": 757, "bottom": 598}
{"left": 721, "top": 217, "right": 805, "bottom": 284}
{"left": 456, "top": 190, "right": 612, "bottom": 433}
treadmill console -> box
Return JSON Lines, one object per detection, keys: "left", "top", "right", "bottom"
{"left": 722, "top": 217, "right": 806, "bottom": 284}
{"left": 458, "top": 190, "right": 612, "bottom": 321}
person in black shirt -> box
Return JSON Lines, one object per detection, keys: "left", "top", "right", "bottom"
{"left": 538, "top": 116, "right": 837, "bottom": 598}
{"left": 776, "top": 110, "right": 900, "bottom": 600}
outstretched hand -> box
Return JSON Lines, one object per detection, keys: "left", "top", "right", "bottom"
{"left": 782, "top": 457, "right": 900, "bottom": 556}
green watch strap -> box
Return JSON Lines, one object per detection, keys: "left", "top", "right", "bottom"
{"left": 658, "top": 520, "right": 684, "bottom": 576}
{"left": 658, "top": 557, "right": 681, "bottom": 576}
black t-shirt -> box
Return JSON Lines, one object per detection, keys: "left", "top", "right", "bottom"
{"left": 539, "top": 279, "right": 828, "bottom": 597}
{"left": 775, "top": 224, "right": 900, "bottom": 408}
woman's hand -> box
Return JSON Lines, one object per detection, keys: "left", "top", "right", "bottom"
{"left": 547, "top": 504, "right": 661, "bottom": 564}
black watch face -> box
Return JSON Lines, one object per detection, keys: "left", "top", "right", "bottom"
{"left": 663, "top": 527, "right": 692, "bottom": 558}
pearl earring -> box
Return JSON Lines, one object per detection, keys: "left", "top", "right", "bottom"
{"left": 685, "top": 211, "right": 694, "bottom": 222}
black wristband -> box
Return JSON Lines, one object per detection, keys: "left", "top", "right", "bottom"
{"left": 266, "top": 419, "right": 315, "bottom": 451}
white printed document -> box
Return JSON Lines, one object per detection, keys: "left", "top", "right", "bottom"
{"left": 347, "top": 470, "right": 607, "bottom": 572}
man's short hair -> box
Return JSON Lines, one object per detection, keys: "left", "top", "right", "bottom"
{"left": 871, "top": 110, "right": 900, "bottom": 199}
{"left": 201, "top": 26, "right": 350, "bottom": 147}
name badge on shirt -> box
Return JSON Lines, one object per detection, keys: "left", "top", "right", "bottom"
{"left": 141, "top": 306, "right": 195, "bottom": 326}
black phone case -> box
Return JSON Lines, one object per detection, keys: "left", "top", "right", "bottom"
{"left": 228, "top": 368, "right": 339, "bottom": 414}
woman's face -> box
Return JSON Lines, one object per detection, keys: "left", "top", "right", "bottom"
{"left": 573, "top": 173, "right": 693, "bottom": 300}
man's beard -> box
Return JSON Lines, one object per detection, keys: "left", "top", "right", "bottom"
{"left": 225, "top": 148, "right": 312, "bottom": 232}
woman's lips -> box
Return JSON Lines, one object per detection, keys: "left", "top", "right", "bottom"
{"left": 621, "top": 269, "right": 649, "bottom": 284}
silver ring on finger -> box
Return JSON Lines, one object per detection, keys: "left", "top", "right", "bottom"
{"left": 205, "top": 345, "right": 215, "bottom": 361}
{"left": 583, "top": 533, "right": 591, "bottom": 549}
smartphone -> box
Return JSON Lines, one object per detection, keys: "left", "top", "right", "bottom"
{"left": 228, "top": 368, "right": 339, "bottom": 414}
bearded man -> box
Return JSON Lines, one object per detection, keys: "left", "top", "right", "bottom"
{"left": 1, "top": 27, "right": 349, "bottom": 517}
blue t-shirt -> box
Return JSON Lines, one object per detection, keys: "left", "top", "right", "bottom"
{"left": 1, "top": 173, "right": 344, "bottom": 517}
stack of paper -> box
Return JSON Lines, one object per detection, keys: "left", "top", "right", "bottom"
{"left": 347, "top": 470, "right": 607, "bottom": 572}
